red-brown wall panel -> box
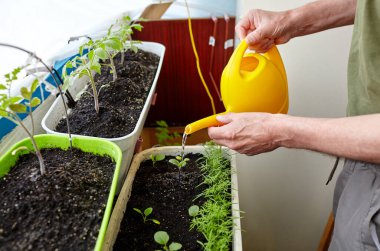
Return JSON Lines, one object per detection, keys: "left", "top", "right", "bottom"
{"left": 133, "top": 18, "right": 235, "bottom": 126}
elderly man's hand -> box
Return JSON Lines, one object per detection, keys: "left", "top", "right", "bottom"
{"left": 236, "top": 9, "right": 294, "bottom": 53}
{"left": 208, "top": 112, "right": 286, "bottom": 155}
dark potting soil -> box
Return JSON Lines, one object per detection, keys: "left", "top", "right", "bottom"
{"left": 56, "top": 49, "right": 160, "bottom": 138}
{"left": 113, "top": 153, "right": 207, "bottom": 251}
{"left": 0, "top": 148, "right": 115, "bottom": 251}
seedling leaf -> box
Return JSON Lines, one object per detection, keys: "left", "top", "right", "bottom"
{"left": 20, "top": 87, "right": 31, "bottom": 100}
{"left": 169, "top": 159, "right": 179, "bottom": 166}
{"left": 9, "top": 103, "right": 27, "bottom": 113}
{"left": 144, "top": 207, "right": 153, "bottom": 217}
{"left": 188, "top": 205, "right": 199, "bottom": 217}
{"left": 152, "top": 219, "right": 160, "bottom": 225}
{"left": 154, "top": 231, "right": 169, "bottom": 245}
{"left": 94, "top": 48, "right": 108, "bottom": 60}
{"left": 11, "top": 146, "right": 30, "bottom": 156}
{"left": 156, "top": 153, "right": 165, "bottom": 161}
{"left": 30, "top": 79, "right": 39, "bottom": 93}
{"left": 133, "top": 208, "right": 142, "bottom": 214}
{"left": 169, "top": 242, "right": 182, "bottom": 251}
{"left": 30, "top": 97, "right": 41, "bottom": 107}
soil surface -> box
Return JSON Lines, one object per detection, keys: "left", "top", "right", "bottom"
{"left": 113, "top": 153, "right": 207, "bottom": 251}
{"left": 0, "top": 148, "right": 115, "bottom": 251}
{"left": 56, "top": 50, "right": 160, "bottom": 138}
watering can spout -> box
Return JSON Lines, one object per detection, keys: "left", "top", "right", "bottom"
{"left": 184, "top": 113, "right": 226, "bottom": 135}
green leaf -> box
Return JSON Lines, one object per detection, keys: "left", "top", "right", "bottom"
{"left": 169, "top": 159, "right": 179, "bottom": 166}
{"left": 8, "top": 96, "right": 22, "bottom": 103}
{"left": 0, "top": 110, "right": 8, "bottom": 117}
{"left": 144, "top": 207, "right": 153, "bottom": 217}
{"left": 188, "top": 205, "right": 199, "bottom": 217}
{"left": 0, "top": 84, "right": 6, "bottom": 90}
{"left": 30, "top": 79, "right": 39, "bottom": 93}
{"left": 9, "top": 103, "right": 27, "bottom": 113}
{"left": 152, "top": 219, "right": 160, "bottom": 225}
{"left": 20, "top": 87, "right": 31, "bottom": 100}
{"left": 88, "top": 50, "right": 94, "bottom": 61}
{"left": 94, "top": 48, "right": 108, "bottom": 60}
{"left": 30, "top": 97, "right": 41, "bottom": 107}
{"left": 169, "top": 242, "right": 182, "bottom": 251}
{"left": 90, "top": 63, "right": 101, "bottom": 74}
{"left": 176, "top": 156, "right": 182, "bottom": 161}
{"left": 104, "top": 38, "right": 123, "bottom": 51}
{"left": 156, "top": 154, "right": 165, "bottom": 161}
{"left": 79, "top": 45, "right": 84, "bottom": 56}
{"left": 154, "top": 231, "right": 169, "bottom": 245}
{"left": 133, "top": 208, "right": 142, "bottom": 214}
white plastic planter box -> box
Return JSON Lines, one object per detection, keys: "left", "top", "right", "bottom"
{"left": 103, "top": 145, "right": 242, "bottom": 251}
{"left": 41, "top": 42, "right": 165, "bottom": 188}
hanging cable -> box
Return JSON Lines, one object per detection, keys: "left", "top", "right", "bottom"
{"left": 208, "top": 16, "right": 222, "bottom": 101}
{"left": 184, "top": 0, "right": 216, "bottom": 115}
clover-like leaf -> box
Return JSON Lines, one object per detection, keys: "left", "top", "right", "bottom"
{"left": 188, "top": 205, "right": 199, "bottom": 217}
{"left": 169, "top": 242, "right": 182, "bottom": 251}
{"left": 154, "top": 231, "right": 169, "bottom": 245}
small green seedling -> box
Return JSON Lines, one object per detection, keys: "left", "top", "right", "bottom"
{"left": 188, "top": 205, "right": 199, "bottom": 217}
{"left": 169, "top": 155, "right": 190, "bottom": 181}
{"left": 150, "top": 153, "right": 165, "bottom": 167}
{"left": 169, "top": 155, "right": 189, "bottom": 169}
{"left": 154, "top": 231, "right": 182, "bottom": 251}
{"left": 0, "top": 72, "right": 46, "bottom": 175}
{"left": 155, "top": 120, "right": 181, "bottom": 146}
{"left": 133, "top": 207, "right": 160, "bottom": 224}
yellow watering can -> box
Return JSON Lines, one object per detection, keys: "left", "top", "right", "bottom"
{"left": 184, "top": 39, "right": 289, "bottom": 135}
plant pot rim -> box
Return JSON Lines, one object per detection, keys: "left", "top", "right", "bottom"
{"left": 0, "top": 134, "right": 122, "bottom": 251}
{"left": 104, "top": 145, "right": 242, "bottom": 251}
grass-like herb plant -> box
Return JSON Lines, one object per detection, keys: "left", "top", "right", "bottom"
{"left": 189, "top": 142, "right": 234, "bottom": 251}
{"left": 150, "top": 153, "right": 165, "bottom": 167}
{"left": 154, "top": 231, "right": 182, "bottom": 251}
{"left": 133, "top": 207, "right": 160, "bottom": 224}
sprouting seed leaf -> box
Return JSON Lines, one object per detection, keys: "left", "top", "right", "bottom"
{"left": 9, "top": 103, "right": 27, "bottom": 113}
{"left": 188, "top": 205, "right": 199, "bottom": 217}
{"left": 20, "top": 87, "right": 31, "bottom": 100}
{"left": 30, "top": 97, "right": 41, "bottom": 107}
{"left": 152, "top": 219, "right": 160, "bottom": 225}
{"left": 133, "top": 208, "right": 142, "bottom": 214}
{"left": 176, "top": 156, "right": 182, "bottom": 161}
{"left": 169, "top": 242, "right": 182, "bottom": 251}
{"left": 156, "top": 154, "right": 165, "bottom": 161}
{"left": 94, "top": 48, "right": 108, "bottom": 60}
{"left": 154, "top": 231, "right": 169, "bottom": 245}
{"left": 144, "top": 207, "right": 153, "bottom": 217}
{"left": 11, "top": 146, "right": 29, "bottom": 156}
{"left": 169, "top": 159, "right": 179, "bottom": 166}
{"left": 184, "top": 158, "right": 189, "bottom": 162}
{"left": 130, "top": 45, "right": 138, "bottom": 53}
{"left": 30, "top": 79, "right": 39, "bottom": 93}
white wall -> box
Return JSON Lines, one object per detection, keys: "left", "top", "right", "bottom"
{"left": 236, "top": 0, "right": 353, "bottom": 250}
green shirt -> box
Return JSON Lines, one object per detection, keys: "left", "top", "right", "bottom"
{"left": 347, "top": 0, "right": 380, "bottom": 116}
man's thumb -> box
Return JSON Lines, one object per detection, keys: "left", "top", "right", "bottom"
{"left": 216, "top": 113, "right": 233, "bottom": 124}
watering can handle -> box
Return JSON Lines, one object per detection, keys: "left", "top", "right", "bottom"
{"left": 230, "top": 40, "right": 287, "bottom": 82}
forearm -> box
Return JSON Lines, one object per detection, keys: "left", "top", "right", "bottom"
{"left": 277, "top": 114, "right": 380, "bottom": 164}
{"left": 287, "top": 0, "right": 356, "bottom": 38}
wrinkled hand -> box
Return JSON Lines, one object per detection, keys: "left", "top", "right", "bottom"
{"left": 208, "top": 113, "right": 281, "bottom": 155}
{"left": 236, "top": 9, "right": 293, "bottom": 53}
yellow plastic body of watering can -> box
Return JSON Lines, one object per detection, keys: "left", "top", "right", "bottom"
{"left": 185, "top": 39, "right": 289, "bottom": 135}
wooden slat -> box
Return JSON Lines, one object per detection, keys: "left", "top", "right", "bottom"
{"left": 317, "top": 212, "right": 334, "bottom": 251}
